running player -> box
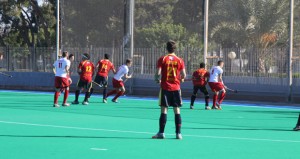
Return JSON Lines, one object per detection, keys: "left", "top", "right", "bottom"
{"left": 294, "top": 114, "right": 300, "bottom": 131}
{"left": 72, "top": 53, "right": 95, "bottom": 105}
{"left": 90, "top": 54, "right": 116, "bottom": 103}
{"left": 105, "top": 59, "right": 132, "bottom": 103}
{"left": 152, "top": 40, "right": 186, "bottom": 140}
{"left": 190, "top": 62, "right": 210, "bottom": 110}
{"left": 208, "top": 60, "right": 226, "bottom": 110}
{"left": 53, "top": 51, "right": 71, "bottom": 107}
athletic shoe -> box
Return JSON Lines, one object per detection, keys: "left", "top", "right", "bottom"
{"left": 293, "top": 125, "right": 300, "bottom": 131}
{"left": 112, "top": 99, "right": 119, "bottom": 103}
{"left": 212, "top": 106, "right": 222, "bottom": 110}
{"left": 82, "top": 101, "right": 89, "bottom": 105}
{"left": 190, "top": 105, "right": 194, "bottom": 109}
{"left": 176, "top": 133, "right": 183, "bottom": 140}
{"left": 62, "top": 103, "right": 70, "bottom": 107}
{"left": 53, "top": 104, "right": 60, "bottom": 107}
{"left": 205, "top": 106, "right": 211, "bottom": 110}
{"left": 103, "top": 98, "right": 107, "bottom": 103}
{"left": 152, "top": 133, "right": 165, "bottom": 139}
{"left": 216, "top": 102, "right": 222, "bottom": 109}
{"left": 72, "top": 101, "right": 79, "bottom": 104}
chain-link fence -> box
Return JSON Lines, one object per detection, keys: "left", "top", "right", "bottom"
{"left": 1, "top": 0, "right": 300, "bottom": 85}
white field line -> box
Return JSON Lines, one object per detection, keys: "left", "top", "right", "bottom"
{"left": 0, "top": 120, "right": 299, "bottom": 143}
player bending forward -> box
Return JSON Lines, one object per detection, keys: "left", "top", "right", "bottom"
{"left": 105, "top": 59, "right": 132, "bottom": 103}
{"left": 294, "top": 113, "right": 300, "bottom": 131}
{"left": 53, "top": 51, "right": 71, "bottom": 107}
{"left": 190, "top": 62, "right": 210, "bottom": 110}
{"left": 152, "top": 40, "right": 186, "bottom": 140}
{"left": 72, "top": 53, "right": 95, "bottom": 105}
{"left": 89, "top": 54, "right": 116, "bottom": 103}
{"left": 208, "top": 60, "right": 226, "bottom": 110}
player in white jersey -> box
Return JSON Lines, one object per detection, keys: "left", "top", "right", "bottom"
{"left": 105, "top": 59, "right": 132, "bottom": 103}
{"left": 53, "top": 51, "right": 71, "bottom": 107}
{"left": 208, "top": 60, "right": 226, "bottom": 110}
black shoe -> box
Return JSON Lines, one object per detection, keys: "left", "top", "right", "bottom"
{"left": 72, "top": 101, "right": 79, "bottom": 104}
{"left": 293, "top": 125, "right": 300, "bottom": 131}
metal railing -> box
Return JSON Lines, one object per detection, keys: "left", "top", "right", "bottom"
{"left": 1, "top": 46, "right": 300, "bottom": 78}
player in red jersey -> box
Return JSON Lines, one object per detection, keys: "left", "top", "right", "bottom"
{"left": 190, "top": 62, "right": 210, "bottom": 110}
{"left": 90, "top": 54, "right": 116, "bottom": 103}
{"left": 53, "top": 51, "right": 71, "bottom": 107}
{"left": 152, "top": 40, "right": 186, "bottom": 140}
{"left": 72, "top": 53, "right": 95, "bottom": 105}
{"left": 294, "top": 114, "right": 300, "bottom": 131}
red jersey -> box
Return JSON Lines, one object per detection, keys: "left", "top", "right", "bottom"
{"left": 96, "top": 59, "right": 114, "bottom": 77}
{"left": 192, "top": 68, "right": 209, "bottom": 86}
{"left": 157, "top": 54, "right": 185, "bottom": 91}
{"left": 78, "top": 60, "right": 95, "bottom": 82}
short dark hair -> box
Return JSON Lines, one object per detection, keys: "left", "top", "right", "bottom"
{"left": 217, "top": 60, "right": 224, "bottom": 66}
{"left": 166, "top": 40, "right": 176, "bottom": 53}
{"left": 68, "top": 54, "right": 74, "bottom": 59}
{"left": 200, "top": 62, "right": 205, "bottom": 68}
{"left": 104, "top": 54, "right": 110, "bottom": 59}
{"left": 126, "top": 59, "right": 132, "bottom": 64}
{"left": 82, "top": 53, "right": 90, "bottom": 60}
{"left": 62, "top": 51, "right": 68, "bottom": 57}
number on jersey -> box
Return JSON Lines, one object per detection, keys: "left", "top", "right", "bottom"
{"left": 166, "top": 66, "right": 177, "bottom": 81}
{"left": 86, "top": 66, "right": 92, "bottom": 72}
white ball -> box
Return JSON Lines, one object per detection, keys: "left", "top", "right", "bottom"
{"left": 228, "top": 51, "right": 236, "bottom": 59}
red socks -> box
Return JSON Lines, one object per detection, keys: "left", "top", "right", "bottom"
{"left": 63, "top": 90, "right": 69, "bottom": 104}
{"left": 213, "top": 94, "right": 218, "bottom": 106}
{"left": 54, "top": 91, "right": 60, "bottom": 104}
{"left": 218, "top": 92, "right": 226, "bottom": 104}
{"left": 113, "top": 91, "right": 124, "bottom": 101}
{"left": 106, "top": 90, "right": 117, "bottom": 98}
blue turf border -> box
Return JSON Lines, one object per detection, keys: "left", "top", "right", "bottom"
{"left": 1, "top": 90, "right": 300, "bottom": 111}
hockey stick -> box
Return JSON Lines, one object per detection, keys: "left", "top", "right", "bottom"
{"left": 0, "top": 72, "right": 13, "bottom": 78}
{"left": 92, "top": 81, "right": 103, "bottom": 88}
{"left": 225, "top": 87, "right": 238, "bottom": 93}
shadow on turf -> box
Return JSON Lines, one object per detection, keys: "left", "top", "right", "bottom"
{"left": 0, "top": 135, "right": 152, "bottom": 139}
{"left": 184, "top": 127, "right": 293, "bottom": 132}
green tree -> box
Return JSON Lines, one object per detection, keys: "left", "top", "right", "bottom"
{"left": 0, "top": 0, "right": 56, "bottom": 47}
{"left": 209, "top": 0, "right": 297, "bottom": 73}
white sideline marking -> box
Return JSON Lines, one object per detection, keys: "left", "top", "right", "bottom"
{"left": 0, "top": 120, "right": 300, "bottom": 143}
{"left": 90, "top": 148, "right": 108, "bottom": 151}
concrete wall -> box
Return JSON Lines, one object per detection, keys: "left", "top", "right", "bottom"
{"left": 1, "top": 72, "right": 300, "bottom": 103}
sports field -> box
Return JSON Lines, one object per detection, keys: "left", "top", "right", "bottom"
{"left": 0, "top": 90, "right": 300, "bottom": 159}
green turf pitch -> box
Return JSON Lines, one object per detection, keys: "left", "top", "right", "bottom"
{"left": 0, "top": 91, "right": 300, "bottom": 159}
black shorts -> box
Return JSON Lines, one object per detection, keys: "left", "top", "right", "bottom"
{"left": 77, "top": 79, "right": 92, "bottom": 90}
{"left": 94, "top": 75, "right": 108, "bottom": 87}
{"left": 193, "top": 86, "right": 209, "bottom": 95}
{"left": 159, "top": 89, "right": 182, "bottom": 107}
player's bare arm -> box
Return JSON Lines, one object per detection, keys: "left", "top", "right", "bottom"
{"left": 180, "top": 68, "right": 186, "bottom": 82}
{"left": 154, "top": 68, "right": 161, "bottom": 83}
{"left": 112, "top": 68, "right": 117, "bottom": 74}
{"left": 77, "top": 67, "right": 82, "bottom": 75}
{"left": 53, "top": 66, "right": 56, "bottom": 75}
{"left": 125, "top": 73, "right": 132, "bottom": 79}
{"left": 65, "top": 65, "right": 70, "bottom": 75}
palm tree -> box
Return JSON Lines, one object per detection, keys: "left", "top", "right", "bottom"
{"left": 209, "top": 0, "right": 292, "bottom": 73}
